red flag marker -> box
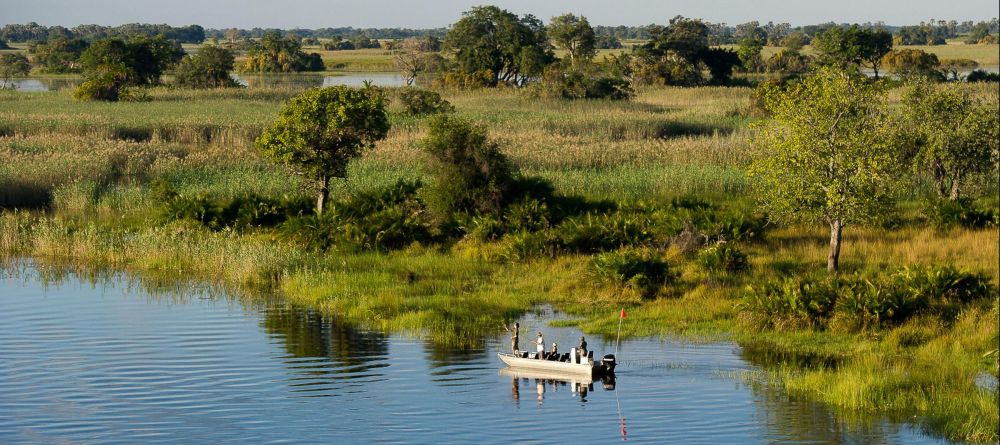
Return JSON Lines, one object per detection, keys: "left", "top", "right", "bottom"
{"left": 620, "top": 308, "right": 626, "bottom": 319}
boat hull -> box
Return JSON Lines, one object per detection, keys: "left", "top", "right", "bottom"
{"left": 497, "top": 352, "right": 600, "bottom": 377}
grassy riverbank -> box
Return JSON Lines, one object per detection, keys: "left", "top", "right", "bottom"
{"left": 0, "top": 83, "right": 996, "bottom": 442}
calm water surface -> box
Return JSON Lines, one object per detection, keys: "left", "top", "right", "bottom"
{"left": 0, "top": 263, "right": 947, "bottom": 444}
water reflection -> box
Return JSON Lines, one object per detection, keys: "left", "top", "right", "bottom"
{"left": 0, "top": 78, "right": 79, "bottom": 92}
{"left": 261, "top": 307, "right": 389, "bottom": 395}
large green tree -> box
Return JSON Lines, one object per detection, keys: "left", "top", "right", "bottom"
{"left": 443, "top": 5, "right": 553, "bottom": 86}
{"left": 74, "top": 35, "right": 183, "bottom": 100}
{"left": 256, "top": 86, "right": 390, "bottom": 214}
{"left": 813, "top": 25, "right": 892, "bottom": 78}
{"left": 241, "top": 31, "right": 324, "bottom": 73}
{"left": 548, "top": 13, "right": 596, "bottom": 65}
{"left": 901, "top": 82, "right": 999, "bottom": 200}
{"left": 749, "top": 67, "right": 900, "bottom": 272}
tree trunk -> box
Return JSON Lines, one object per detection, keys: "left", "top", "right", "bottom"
{"left": 948, "top": 174, "right": 961, "bottom": 201}
{"left": 827, "top": 218, "right": 843, "bottom": 273}
{"left": 316, "top": 174, "right": 328, "bottom": 215}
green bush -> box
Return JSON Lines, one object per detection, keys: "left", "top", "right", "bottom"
{"left": 540, "top": 64, "right": 633, "bottom": 100}
{"left": 923, "top": 198, "right": 997, "bottom": 230}
{"left": 398, "top": 88, "right": 454, "bottom": 115}
{"left": 740, "top": 265, "right": 995, "bottom": 332}
{"left": 697, "top": 241, "right": 750, "bottom": 273}
{"left": 73, "top": 68, "right": 126, "bottom": 101}
{"left": 420, "top": 115, "right": 515, "bottom": 217}
{"left": 589, "top": 249, "right": 675, "bottom": 299}
{"left": 279, "top": 180, "right": 434, "bottom": 251}
{"left": 740, "top": 274, "right": 839, "bottom": 331}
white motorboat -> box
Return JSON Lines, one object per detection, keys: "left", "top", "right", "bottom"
{"left": 497, "top": 348, "right": 616, "bottom": 378}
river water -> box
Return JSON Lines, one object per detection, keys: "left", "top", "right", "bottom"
{"left": 0, "top": 262, "right": 945, "bottom": 444}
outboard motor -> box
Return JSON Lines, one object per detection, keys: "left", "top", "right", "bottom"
{"left": 601, "top": 354, "right": 617, "bottom": 374}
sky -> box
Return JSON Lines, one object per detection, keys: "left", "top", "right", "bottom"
{"left": 1, "top": 0, "right": 997, "bottom": 29}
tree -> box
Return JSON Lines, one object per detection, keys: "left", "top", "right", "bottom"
{"left": 175, "top": 45, "right": 240, "bottom": 88}
{"left": 443, "top": 6, "right": 553, "bottom": 86}
{"left": 901, "top": 82, "right": 999, "bottom": 201}
{"left": 393, "top": 36, "right": 439, "bottom": 86}
{"left": 882, "top": 49, "right": 941, "bottom": 81}
{"left": 749, "top": 67, "right": 900, "bottom": 272}
{"left": 240, "top": 31, "right": 325, "bottom": 73}
{"left": 256, "top": 86, "right": 390, "bottom": 214}
{"left": 813, "top": 25, "right": 892, "bottom": 78}
{"left": 780, "top": 32, "right": 808, "bottom": 51}
{"left": 734, "top": 22, "right": 767, "bottom": 71}
{"left": 74, "top": 36, "right": 181, "bottom": 100}
{"left": 30, "top": 37, "right": 89, "bottom": 73}
{"left": 0, "top": 53, "right": 30, "bottom": 89}
{"left": 548, "top": 13, "right": 596, "bottom": 65}
{"left": 420, "top": 115, "right": 515, "bottom": 217}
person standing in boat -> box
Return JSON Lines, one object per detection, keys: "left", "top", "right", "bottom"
{"left": 578, "top": 336, "right": 588, "bottom": 362}
{"left": 550, "top": 342, "right": 558, "bottom": 360}
{"left": 534, "top": 331, "right": 545, "bottom": 359}
{"left": 505, "top": 322, "right": 520, "bottom": 354}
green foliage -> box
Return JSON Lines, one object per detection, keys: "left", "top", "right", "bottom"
{"left": 175, "top": 45, "right": 240, "bottom": 88}
{"left": 749, "top": 67, "right": 900, "bottom": 270}
{"left": 240, "top": 31, "right": 325, "bottom": 73}
{"left": 0, "top": 53, "right": 30, "bottom": 87}
{"left": 162, "top": 192, "right": 312, "bottom": 230}
{"left": 256, "top": 85, "right": 390, "bottom": 213}
{"left": 539, "top": 63, "right": 633, "bottom": 100}
{"left": 764, "top": 49, "right": 812, "bottom": 75}
{"left": 901, "top": 82, "right": 999, "bottom": 201}
{"left": 30, "top": 37, "right": 89, "bottom": 73}
{"left": 589, "top": 248, "right": 676, "bottom": 299}
{"left": 420, "top": 115, "right": 515, "bottom": 217}
{"left": 279, "top": 180, "right": 434, "bottom": 251}
{"left": 397, "top": 88, "right": 454, "bottom": 115}
{"left": 74, "top": 36, "right": 183, "bottom": 101}
{"left": 966, "top": 69, "right": 1000, "bottom": 83}
{"left": 812, "top": 25, "right": 892, "bottom": 77}
{"left": 923, "top": 198, "right": 998, "bottom": 230}
{"left": 740, "top": 273, "right": 839, "bottom": 331}
{"left": 697, "top": 241, "right": 750, "bottom": 273}
{"left": 740, "top": 265, "right": 995, "bottom": 332}
{"left": 443, "top": 5, "right": 553, "bottom": 86}
{"left": 882, "top": 49, "right": 942, "bottom": 81}
{"left": 548, "top": 14, "right": 596, "bottom": 65}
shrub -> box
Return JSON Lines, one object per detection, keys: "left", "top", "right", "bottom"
{"left": 966, "top": 69, "right": 1000, "bottom": 83}
{"left": 589, "top": 249, "right": 676, "bottom": 300}
{"left": 540, "top": 64, "right": 633, "bottom": 100}
{"left": 73, "top": 66, "right": 127, "bottom": 101}
{"left": 420, "top": 115, "right": 515, "bottom": 217}
{"left": 174, "top": 45, "right": 241, "bottom": 89}
{"left": 740, "top": 274, "right": 839, "bottom": 331}
{"left": 163, "top": 193, "right": 312, "bottom": 230}
{"left": 279, "top": 179, "right": 433, "bottom": 251}
{"left": 697, "top": 241, "right": 750, "bottom": 273}
{"left": 923, "top": 198, "right": 997, "bottom": 230}
{"left": 740, "top": 265, "right": 995, "bottom": 332}
{"left": 398, "top": 88, "right": 454, "bottom": 115}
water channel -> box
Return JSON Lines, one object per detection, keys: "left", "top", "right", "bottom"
{"left": 0, "top": 262, "right": 947, "bottom": 444}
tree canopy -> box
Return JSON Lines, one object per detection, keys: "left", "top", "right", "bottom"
{"left": 548, "top": 14, "right": 596, "bottom": 65}
{"left": 813, "top": 25, "right": 892, "bottom": 78}
{"left": 175, "top": 45, "right": 240, "bottom": 88}
{"left": 240, "top": 31, "right": 325, "bottom": 73}
{"left": 901, "top": 82, "right": 999, "bottom": 201}
{"left": 256, "top": 86, "right": 390, "bottom": 214}
{"left": 443, "top": 5, "right": 553, "bottom": 86}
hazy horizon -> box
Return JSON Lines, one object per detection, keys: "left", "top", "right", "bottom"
{"left": 2, "top": 0, "right": 997, "bottom": 29}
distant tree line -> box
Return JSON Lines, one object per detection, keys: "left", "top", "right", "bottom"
{"left": 205, "top": 27, "right": 448, "bottom": 41}
{"left": 0, "top": 22, "right": 205, "bottom": 43}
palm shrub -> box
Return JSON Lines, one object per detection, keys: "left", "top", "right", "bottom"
{"left": 589, "top": 248, "right": 676, "bottom": 300}
{"left": 739, "top": 274, "right": 840, "bottom": 331}
{"left": 697, "top": 241, "right": 750, "bottom": 273}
